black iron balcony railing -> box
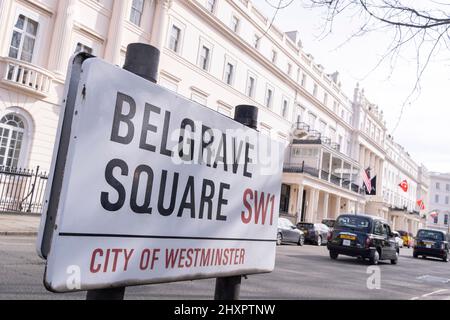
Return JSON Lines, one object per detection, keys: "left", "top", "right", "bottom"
{"left": 284, "top": 162, "right": 365, "bottom": 195}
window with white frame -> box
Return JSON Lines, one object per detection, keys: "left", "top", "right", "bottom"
{"left": 230, "top": 15, "right": 240, "bottom": 32}
{"left": 75, "top": 42, "right": 93, "bottom": 54}
{"left": 253, "top": 34, "right": 260, "bottom": 49}
{"left": 198, "top": 40, "right": 212, "bottom": 71}
{"left": 0, "top": 114, "right": 25, "bottom": 168}
{"left": 323, "top": 92, "right": 328, "bottom": 106}
{"left": 296, "top": 105, "right": 305, "bottom": 123}
{"left": 287, "top": 63, "right": 292, "bottom": 76}
{"left": 129, "top": 0, "right": 145, "bottom": 26}
{"left": 206, "top": 0, "right": 216, "bottom": 13}
{"left": 301, "top": 73, "right": 306, "bottom": 87}
{"left": 223, "top": 57, "right": 236, "bottom": 86}
{"left": 308, "top": 112, "right": 317, "bottom": 130}
{"left": 224, "top": 62, "right": 234, "bottom": 85}
{"left": 9, "top": 14, "right": 38, "bottom": 62}
{"left": 168, "top": 24, "right": 182, "bottom": 53}
{"left": 282, "top": 98, "right": 289, "bottom": 118}
{"left": 271, "top": 50, "right": 277, "bottom": 63}
{"left": 313, "top": 83, "right": 318, "bottom": 97}
{"left": 435, "top": 195, "right": 439, "bottom": 203}
{"left": 318, "top": 120, "right": 326, "bottom": 135}
{"left": 265, "top": 85, "right": 274, "bottom": 108}
{"left": 246, "top": 74, "right": 256, "bottom": 98}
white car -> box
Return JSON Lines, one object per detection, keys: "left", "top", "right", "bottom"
{"left": 393, "top": 231, "right": 404, "bottom": 248}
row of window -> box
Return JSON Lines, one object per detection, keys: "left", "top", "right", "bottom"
{"left": 196, "top": 0, "right": 353, "bottom": 124}
{"left": 435, "top": 182, "right": 450, "bottom": 192}
{"left": 169, "top": 23, "right": 292, "bottom": 119}
{"left": 434, "top": 194, "right": 450, "bottom": 205}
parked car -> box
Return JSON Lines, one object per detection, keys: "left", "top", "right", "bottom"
{"left": 413, "top": 229, "right": 449, "bottom": 262}
{"left": 277, "top": 218, "right": 305, "bottom": 246}
{"left": 327, "top": 214, "right": 399, "bottom": 265}
{"left": 398, "top": 230, "right": 414, "bottom": 248}
{"left": 322, "top": 219, "right": 336, "bottom": 231}
{"left": 297, "top": 222, "right": 329, "bottom": 246}
{"left": 393, "top": 231, "right": 404, "bottom": 248}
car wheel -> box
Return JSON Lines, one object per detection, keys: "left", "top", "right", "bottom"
{"left": 316, "top": 236, "right": 322, "bottom": 246}
{"left": 297, "top": 236, "right": 304, "bottom": 246}
{"left": 413, "top": 252, "right": 418, "bottom": 258}
{"left": 391, "top": 251, "right": 399, "bottom": 265}
{"left": 369, "top": 250, "right": 379, "bottom": 265}
{"left": 276, "top": 233, "right": 282, "bottom": 246}
{"left": 329, "top": 251, "right": 338, "bottom": 260}
{"left": 443, "top": 253, "right": 449, "bottom": 262}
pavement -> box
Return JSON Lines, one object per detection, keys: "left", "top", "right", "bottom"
{"left": 2, "top": 235, "right": 450, "bottom": 300}
{"left": 0, "top": 214, "right": 40, "bottom": 236}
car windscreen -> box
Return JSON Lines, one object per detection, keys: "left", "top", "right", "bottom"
{"left": 297, "top": 223, "right": 313, "bottom": 230}
{"left": 417, "top": 230, "right": 444, "bottom": 241}
{"left": 335, "top": 216, "right": 370, "bottom": 231}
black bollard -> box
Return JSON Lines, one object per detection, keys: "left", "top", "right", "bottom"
{"left": 214, "top": 104, "right": 258, "bottom": 300}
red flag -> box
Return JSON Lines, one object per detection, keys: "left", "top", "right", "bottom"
{"left": 417, "top": 199, "right": 425, "bottom": 210}
{"left": 361, "top": 167, "right": 371, "bottom": 192}
{"left": 399, "top": 180, "right": 408, "bottom": 192}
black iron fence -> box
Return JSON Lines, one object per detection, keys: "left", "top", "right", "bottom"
{"left": 0, "top": 166, "right": 48, "bottom": 214}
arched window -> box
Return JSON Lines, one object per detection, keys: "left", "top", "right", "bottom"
{"left": 0, "top": 114, "right": 25, "bottom": 168}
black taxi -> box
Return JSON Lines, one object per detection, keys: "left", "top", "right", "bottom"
{"left": 327, "top": 214, "right": 399, "bottom": 265}
{"left": 413, "top": 229, "right": 449, "bottom": 262}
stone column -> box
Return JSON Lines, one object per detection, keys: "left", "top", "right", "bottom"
{"left": 150, "top": 0, "right": 172, "bottom": 50}
{"left": 323, "top": 193, "right": 330, "bottom": 219}
{"left": 104, "top": 0, "right": 130, "bottom": 65}
{"left": 334, "top": 196, "right": 341, "bottom": 218}
{"left": 296, "top": 184, "right": 304, "bottom": 223}
{"left": 306, "top": 189, "right": 318, "bottom": 222}
{"left": 312, "top": 189, "right": 319, "bottom": 222}
{"left": 48, "top": 0, "right": 78, "bottom": 75}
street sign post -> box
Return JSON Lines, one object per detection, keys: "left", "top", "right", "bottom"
{"left": 37, "top": 48, "right": 284, "bottom": 294}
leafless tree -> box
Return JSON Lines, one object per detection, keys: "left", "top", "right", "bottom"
{"left": 266, "top": 0, "right": 450, "bottom": 131}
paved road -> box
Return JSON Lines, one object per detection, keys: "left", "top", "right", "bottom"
{"left": 2, "top": 236, "right": 450, "bottom": 299}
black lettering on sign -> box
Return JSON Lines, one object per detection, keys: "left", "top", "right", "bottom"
{"left": 158, "top": 170, "right": 179, "bottom": 216}
{"left": 178, "top": 118, "right": 195, "bottom": 161}
{"left": 160, "top": 111, "right": 173, "bottom": 157}
{"left": 139, "top": 103, "right": 160, "bottom": 152}
{"left": 177, "top": 176, "right": 196, "bottom": 218}
{"left": 130, "top": 165, "right": 154, "bottom": 214}
{"left": 199, "top": 179, "right": 215, "bottom": 220}
{"left": 100, "top": 159, "right": 128, "bottom": 211}
{"left": 217, "top": 183, "right": 229, "bottom": 221}
{"left": 244, "top": 142, "right": 254, "bottom": 178}
{"left": 110, "top": 92, "right": 136, "bottom": 144}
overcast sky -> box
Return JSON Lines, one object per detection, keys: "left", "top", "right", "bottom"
{"left": 254, "top": 0, "right": 450, "bottom": 173}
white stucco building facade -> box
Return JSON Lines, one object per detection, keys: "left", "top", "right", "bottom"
{"left": 427, "top": 172, "right": 450, "bottom": 232}
{"left": 0, "top": 0, "right": 430, "bottom": 232}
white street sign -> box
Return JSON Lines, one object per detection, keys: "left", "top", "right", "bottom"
{"left": 38, "top": 58, "right": 284, "bottom": 292}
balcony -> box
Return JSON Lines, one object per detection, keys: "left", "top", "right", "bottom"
{"left": 0, "top": 57, "right": 54, "bottom": 98}
{"left": 284, "top": 135, "right": 364, "bottom": 195}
